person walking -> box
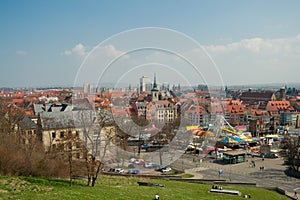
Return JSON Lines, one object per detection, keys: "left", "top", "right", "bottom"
{"left": 154, "top": 193, "right": 159, "bottom": 200}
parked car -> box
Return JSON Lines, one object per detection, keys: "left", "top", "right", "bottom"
{"left": 128, "top": 163, "right": 137, "bottom": 168}
{"left": 144, "top": 163, "right": 161, "bottom": 169}
{"left": 130, "top": 158, "right": 136, "bottom": 163}
{"left": 144, "top": 162, "right": 153, "bottom": 168}
{"left": 108, "top": 168, "right": 115, "bottom": 173}
{"left": 151, "top": 163, "right": 162, "bottom": 170}
{"left": 162, "top": 167, "right": 172, "bottom": 173}
{"left": 156, "top": 166, "right": 172, "bottom": 173}
{"left": 134, "top": 159, "right": 145, "bottom": 165}
{"left": 260, "top": 153, "right": 279, "bottom": 158}
{"left": 115, "top": 168, "right": 125, "bottom": 173}
{"left": 127, "top": 169, "right": 140, "bottom": 174}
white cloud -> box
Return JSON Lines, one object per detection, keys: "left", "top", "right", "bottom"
{"left": 202, "top": 34, "right": 300, "bottom": 85}
{"left": 100, "top": 45, "right": 128, "bottom": 58}
{"left": 63, "top": 43, "right": 129, "bottom": 59}
{"left": 16, "top": 50, "right": 28, "bottom": 56}
{"left": 63, "top": 43, "right": 88, "bottom": 56}
{"left": 205, "top": 35, "right": 300, "bottom": 55}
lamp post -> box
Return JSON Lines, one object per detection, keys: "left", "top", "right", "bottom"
{"left": 229, "top": 157, "right": 231, "bottom": 181}
{"left": 133, "top": 147, "right": 136, "bottom": 158}
{"left": 159, "top": 142, "right": 163, "bottom": 166}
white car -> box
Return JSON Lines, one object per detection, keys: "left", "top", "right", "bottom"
{"left": 130, "top": 158, "right": 136, "bottom": 163}
{"left": 144, "top": 162, "right": 153, "bottom": 168}
{"left": 115, "top": 168, "right": 125, "bottom": 173}
{"left": 162, "top": 167, "right": 172, "bottom": 173}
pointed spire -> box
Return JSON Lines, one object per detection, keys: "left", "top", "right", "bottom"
{"left": 153, "top": 73, "right": 157, "bottom": 89}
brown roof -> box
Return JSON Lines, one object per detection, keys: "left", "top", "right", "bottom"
{"left": 223, "top": 150, "right": 247, "bottom": 156}
{"left": 240, "top": 91, "right": 274, "bottom": 99}
{"left": 186, "top": 105, "right": 206, "bottom": 115}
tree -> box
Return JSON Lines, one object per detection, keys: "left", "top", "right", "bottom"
{"left": 0, "top": 100, "right": 24, "bottom": 136}
{"left": 283, "top": 135, "right": 300, "bottom": 172}
{"left": 76, "top": 109, "right": 115, "bottom": 186}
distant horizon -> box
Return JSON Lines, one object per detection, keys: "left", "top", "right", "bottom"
{"left": 2, "top": 81, "right": 300, "bottom": 91}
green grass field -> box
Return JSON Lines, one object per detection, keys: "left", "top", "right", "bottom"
{"left": 0, "top": 175, "right": 289, "bottom": 200}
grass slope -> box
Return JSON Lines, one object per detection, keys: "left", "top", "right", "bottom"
{"left": 0, "top": 175, "right": 289, "bottom": 200}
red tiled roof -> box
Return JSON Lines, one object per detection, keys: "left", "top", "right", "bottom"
{"left": 267, "top": 101, "right": 291, "bottom": 112}
{"left": 11, "top": 98, "right": 24, "bottom": 104}
{"left": 24, "top": 110, "right": 34, "bottom": 116}
{"left": 186, "top": 105, "right": 206, "bottom": 115}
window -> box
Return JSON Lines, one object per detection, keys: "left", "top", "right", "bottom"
{"left": 52, "top": 132, "right": 56, "bottom": 139}
{"left": 60, "top": 132, "right": 65, "bottom": 138}
{"left": 75, "top": 130, "right": 79, "bottom": 137}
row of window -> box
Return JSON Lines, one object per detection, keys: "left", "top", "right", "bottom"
{"left": 52, "top": 142, "right": 81, "bottom": 150}
{"left": 51, "top": 130, "right": 80, "bottom": 139}
{"left": 158, "top": 114, "right": 174, "bottom": 118}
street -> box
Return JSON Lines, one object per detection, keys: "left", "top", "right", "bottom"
{"left": 171, "top": 154, "right": 300, "bottom": 198}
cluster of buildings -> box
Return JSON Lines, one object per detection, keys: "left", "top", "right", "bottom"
{"left": 1, "top": 77, "right": 300, "bottom": 160}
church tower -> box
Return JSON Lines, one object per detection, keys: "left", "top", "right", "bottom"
{"left": 151, "top": 74, "right": 159, "bottom": 102}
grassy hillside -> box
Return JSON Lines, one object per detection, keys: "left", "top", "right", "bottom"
{"left": 0, "top": 175, "right": 289, "bottom": 200}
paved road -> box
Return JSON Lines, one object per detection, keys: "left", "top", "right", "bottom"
{"left": 170, "top": 154, "right": 300, "bottom": 198}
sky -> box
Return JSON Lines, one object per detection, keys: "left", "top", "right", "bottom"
{"left": 1, "top": 0, "right": 300, "bottom": 88}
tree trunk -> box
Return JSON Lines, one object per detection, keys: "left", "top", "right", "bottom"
{"left": 87, "top": 175, "right": 91, "bottom": 186}
{"left": 69, "top": 152, "right": 73, "bottom": 187}
{"left": 91, "top": 162, "right": 102, "bottom": 187}
{"left": 91, "top": 177, "right": 97, "bottom": 187}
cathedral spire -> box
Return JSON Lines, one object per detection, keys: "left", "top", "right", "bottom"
{"left": 151, "top": 73, "right": 158, "bottom": 102}
{"left": 153, "top": 73, "right": 157, "bottom": 89}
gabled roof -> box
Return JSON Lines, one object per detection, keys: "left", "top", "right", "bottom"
{"left": 154, "top": 100, "right": 176, "bottom": 109}
{"left": 186, "top": 105, "right": 206, "bottom": 115}
{"left": 20, "top": 116, "right": 37, "bottom": 129}
{"left": 40, "top": 110, "right": 100, "bottom": 129}
{"left": 267, "top": 100, "right": 291, "bottom": 112}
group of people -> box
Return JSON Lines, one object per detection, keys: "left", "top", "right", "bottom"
{"left": 212, "top": 185, "right": 223, "bottom": 190}
{"left": 249, "top": 160, "right": 256, "bottom": 168}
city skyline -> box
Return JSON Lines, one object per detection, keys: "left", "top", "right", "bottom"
{"left": 1, "top": 1, "right": 300, "bottom": 87}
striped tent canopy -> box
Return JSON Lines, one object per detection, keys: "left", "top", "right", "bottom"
{"left": 187, "top": 127, "right": 214, "bottom": 137}
{"left": 186, "top": 126, "right": 200, "bottom": 131}
{"left": 219, "top": 135, "right": 245, "bottom": 144}
{"left": 237, "top": 134, "right": 253, "bottom": 142}
{"left": 196, "top": 130, "right": 214, "bottom": 137}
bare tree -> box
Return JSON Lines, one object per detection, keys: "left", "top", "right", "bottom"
{"left": 76, "top": 109, "right": 115, "bottom": 187}
{"left": 0, "top": 101, "right": 78, "bottom": 178}
{"left": 0, "top": 100, "right": 24, "bottom": 136}
{"left": 282, "top": 135, "right": 300, "bottom": 172}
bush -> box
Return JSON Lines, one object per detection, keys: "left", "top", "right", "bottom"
{"left": 0, "top": 133, "right": 73, "bottom": 178}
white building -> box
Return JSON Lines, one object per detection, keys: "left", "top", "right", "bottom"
{"left": 139, "top": 76, "right": 151, "bottom": 94}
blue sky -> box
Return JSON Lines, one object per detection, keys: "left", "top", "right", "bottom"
{"left": 1, "top": 0, "right": 300, "bottom": 87}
